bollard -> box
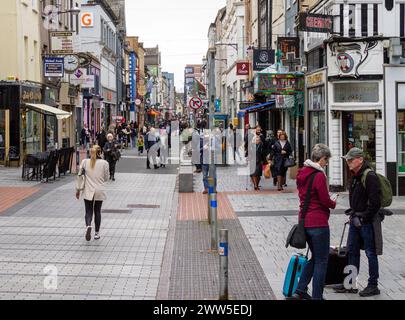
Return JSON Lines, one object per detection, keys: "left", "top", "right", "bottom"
{"left": 207, "top": 177, "right": 216, "bottom": 224}
{"left": 219, "top": 229, "right": 229, "bottom": 300}
{"left": 210, "top": 192, "right": 218, "bottom": 251}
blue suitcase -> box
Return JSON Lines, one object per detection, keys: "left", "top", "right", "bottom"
{"left": 283, "top": 253, "right": 308, "bottom": 298}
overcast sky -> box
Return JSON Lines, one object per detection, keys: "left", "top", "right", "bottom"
{"left": 125, "top": 0, "right": 226, "bottom": 92}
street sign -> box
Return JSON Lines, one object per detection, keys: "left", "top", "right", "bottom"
{"left": 44, "top": 57, "right": 64, "bottom": 77}
{"left": 237, "top": 62, "right": 249, "bottom": 76}
{"left": 50, "top": 32, "right": 75, "bottom": 54}
{"left": 189, "top": 97, "right": 203, "bottom": 110}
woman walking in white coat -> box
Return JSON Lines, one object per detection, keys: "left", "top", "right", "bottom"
{"left": 76, "top": 145, "right": 109, "bottom": 241}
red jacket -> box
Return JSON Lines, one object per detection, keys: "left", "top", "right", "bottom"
{"left": 297, "top": 166, "right": 336, "bottom": 228}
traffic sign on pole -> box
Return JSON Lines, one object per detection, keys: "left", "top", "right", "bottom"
{"left": 189, "top": 97, "right": 203, "bottom": 110}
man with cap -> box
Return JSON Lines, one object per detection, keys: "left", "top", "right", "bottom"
{"left": 334, "top": 148, "right": 381, "bottom": 297}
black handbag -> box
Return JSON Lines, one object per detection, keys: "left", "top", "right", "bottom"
{"left": 284, "top": 156, "right": 296, "bottom": 168}
{"left": 286, "top": 171, "right": 318, "bottom": 249}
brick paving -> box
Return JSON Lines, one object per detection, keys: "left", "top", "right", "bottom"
{"left": 0, "top": 187, "right": 40, "bottom": 214}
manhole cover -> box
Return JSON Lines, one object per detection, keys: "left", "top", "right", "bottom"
{"left": 127, "top": 204, "right": 160, "bottom": 209}
{"left": 102, "top": 209, "right": 132, "bottom": 214}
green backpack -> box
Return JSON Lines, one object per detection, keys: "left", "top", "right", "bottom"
{"left": 361, "top": 169, "right": 393, "bottom": 208}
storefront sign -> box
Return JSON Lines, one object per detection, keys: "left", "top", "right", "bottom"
{"left": 278, "top": 37, "right": 300, "bottom": 60}
{"left": 237, "top": 62, "right": 250, "bottom": 76}
{"left": 80, "top": 12, "right": 94, "bottom": 28}
{"left": 255, "top": 73, "right": 305, "bottom": 95}
{"left": 253, "top": 49, "right": 275, "bottom": 71}
{"left": 44, "top": 57, "right": 64, "bottom": 77}
{"left": 298, "top": 13, "right": 333, "bottom": 33}
{"left": 306, "top": 70, "right": 325, "bottom": 87}
{"left": 50, "top": 32, "right": 75, "bottom": 54}
{"left": 334, "top": 82, "right": 379, "bottom": 103}
{"left": 70, "top": 69, "right": 95, "bottom": 89}
{"left": 21, "top": 86, "right": 42, "bottom": 103}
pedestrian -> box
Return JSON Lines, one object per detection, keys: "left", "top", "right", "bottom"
{"left": 75, "top": 145, "right": 109, "bottom": 241}
{"left": 159, "top": 128, "right": 168, "bottom": 168}
{"left": 193, "top": 126, "right": 202, "bottom": 173}
{"left": 201, "top": 131, "right": 210, "bottom": 194}
{"left": 145, "top": 127, "right": 159, "bottom": 169}
{"left": 103, "top": 133, "right": 120, "bottom": 181}
{"left": 81, "top": 124, "right": 90, "bottom": 148}
{"left": 249, "top": 126, "right": 265, "bottom": 191}
{"left": 273, "top": 131, "right": 292, "bottom": 191}
{"left": 137, "top": 134, "right": 144, "bottom": 155}
{"left": 96, "top": 127, "right": 107, "bottom": 152}
{"left": 334, "top": 148, "right": 382, "bottom": 297}
{"left": 130, "top": 124, "right": 137, "bottom": 149}
{"left": 291, "top": 144, "right": 336, "bottom": 300}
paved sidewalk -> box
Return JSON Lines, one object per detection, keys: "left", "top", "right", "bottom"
{"left": 0, "top": 160, "right": 178, "bottom": 300}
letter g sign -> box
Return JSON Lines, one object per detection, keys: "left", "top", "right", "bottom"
{"left": 81, "top": 12, "right": 94, "bottom": 28}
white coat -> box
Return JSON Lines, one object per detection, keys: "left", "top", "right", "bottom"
{"left": 78, "top": 159, "right": 110, "bottom": 201}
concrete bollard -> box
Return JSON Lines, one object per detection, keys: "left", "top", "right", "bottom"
{"left": 219, "top": 229, "right": 229, "bottom": 300}
{"left": 210, "top": 192, "right": 218, "bottom": 251}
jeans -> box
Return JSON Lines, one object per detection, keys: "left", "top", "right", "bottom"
{"left": 202, "top": 164, "right": 209, "bottom": 190}
{"left": 348, "top": 222, "right": 379, "bottom": 286}
{"left": 84, "top": 199, "right": 102, "bottom": 232}
{"left": 296, "top": 227, "right": 330, "bottom": 300}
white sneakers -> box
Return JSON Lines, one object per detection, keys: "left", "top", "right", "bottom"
{"left": 94, "top": 233, "right": 101, "bottom": 240}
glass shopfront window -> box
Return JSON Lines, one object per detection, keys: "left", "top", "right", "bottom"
{"left": 22, "top": 110, "right": 41, "bottom": 155}
{"left": 45, "top": 116, "right": 57, "bottom": 150}
{"left": 308, "top": 85, "right": 326, "bottom": 152}
{"left": 397, "top": 83, "right": 405, "bottom": 174}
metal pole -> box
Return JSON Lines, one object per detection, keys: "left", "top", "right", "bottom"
{"left": 208, "top": 50, "right": 217, "bottom": 189}
{"left": 210, "top": 192, "right": 218, "bottom": 251}
{"left": 219, "top": 229, "right": 229, "bottom": 300}
{"left": 207, "top": 177, "right": 215, "bottom": 224}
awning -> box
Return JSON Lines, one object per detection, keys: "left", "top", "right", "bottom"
{"left": 239, "top": 100, "right": 275, "bottom": 114}
{"left": 25, "top": 103, "right": 72, "bottom": 120}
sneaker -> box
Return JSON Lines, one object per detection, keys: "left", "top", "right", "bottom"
{"left": 85, "top": 226, "right": 92, "bottom": 241}
{"left": 287, "top": 292, "right": 312, "bottom": 300}
{"left": 359, "top": 285, "right": 380, "bottom": 297}
{"left": 333, "top": 284, "right": 359, "bottom": 294}
{"left": 94, "top": 232, "right": 100, "bottom": 240}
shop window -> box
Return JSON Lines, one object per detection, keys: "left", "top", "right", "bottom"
{"left": 398, "top": 83, "right": 405, "bottom": 174}
{"left": 309, "top": 112, "right": 326, "bottom": 153}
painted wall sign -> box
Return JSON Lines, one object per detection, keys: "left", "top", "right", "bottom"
{"left": 306, "top": 70, "right": 326, "bottom": 87}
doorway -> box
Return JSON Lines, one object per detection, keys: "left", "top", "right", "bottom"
{"left": 0, "top": 110, "right": 9, "bottom": 165}
{"left": 342, "top": 111, "right": 376, "bottom": 189}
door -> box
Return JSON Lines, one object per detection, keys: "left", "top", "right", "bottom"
{"left": 0, "top": 110, "right": 10, "bottom": 165}
{"left": 342, "top": 111, "right": 376, "bottom": 189}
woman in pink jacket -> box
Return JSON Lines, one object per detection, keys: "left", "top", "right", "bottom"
{"left": 292, "top": 144, "right": 337, "bottom": 300}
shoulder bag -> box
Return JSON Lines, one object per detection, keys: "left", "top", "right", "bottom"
{"left": 76, "top": 159, "right": 87, "bottom": 192}
{"left": 286, "top": 171, "right": 319, "bottom": 249}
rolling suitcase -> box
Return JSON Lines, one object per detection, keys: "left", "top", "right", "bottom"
{"left": 325, "top": 222, "right": 350, "bottom": 285}
{"left": 283, "top": 253, "right": 308, "bottom": 297}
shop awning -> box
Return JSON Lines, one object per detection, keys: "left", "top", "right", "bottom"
{"left": 238, "top": 100, "right": 275, "bottom": 115}
{"left": 25, "top": 103, "right": 72, "bottom": 120}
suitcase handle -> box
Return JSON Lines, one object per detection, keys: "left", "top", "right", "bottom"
{"left": 337, "top": 221, "right": 350, "bottom": 256}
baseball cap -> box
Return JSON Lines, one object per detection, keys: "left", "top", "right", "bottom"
{"left": 341, "top": 148, "right": 365, "bottom": 161}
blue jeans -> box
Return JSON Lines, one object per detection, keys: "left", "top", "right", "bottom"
{"left": 348, "top": 222, "right": 379, "bottom": 286}
{"left": 296, "top": 227, "right": 330, "bottom": 300}
{"left": 202, "top": 164, "right": 209, "bottom": 190}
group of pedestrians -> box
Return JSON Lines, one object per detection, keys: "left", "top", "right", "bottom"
{"left": 290, "top": 145, "right": 390, "bottom": 300}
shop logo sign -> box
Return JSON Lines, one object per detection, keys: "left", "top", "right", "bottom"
{"left": 337, "top": 53, "right": 354, "bottom": 73}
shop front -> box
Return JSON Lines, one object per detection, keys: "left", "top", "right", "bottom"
{"left": 326, "top": 37, "right": 385, "bottom": 190}
{"left": 306, "top": 69, "right": 327, "bottom": 157}
{"left": 0, "top": 82, "right": 71, "bottom": 166}
{"left": 102, "top": 87, "right": 117, "bottom": 130}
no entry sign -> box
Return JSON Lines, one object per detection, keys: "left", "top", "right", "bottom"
{"left": 189, "top": 97, "right": 203, "bottom": 110}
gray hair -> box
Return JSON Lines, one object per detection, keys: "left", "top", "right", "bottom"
{"left": 311, "top": 144, "right": 332, "bottom": 162}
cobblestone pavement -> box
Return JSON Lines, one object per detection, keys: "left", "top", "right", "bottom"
{"left": 0, "top": 158, "right": 178, "bottom": 300}
{"left": 195, "top": 166, "right": 405, "bottom": 300}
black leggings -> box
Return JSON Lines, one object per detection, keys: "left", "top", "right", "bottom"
{"left": 84, "top": 199, "right": 103, "bottom": 232}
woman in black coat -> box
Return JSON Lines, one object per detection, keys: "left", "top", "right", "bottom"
{"left": 273, "top": 131, "right": 292, "bottom": 191}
